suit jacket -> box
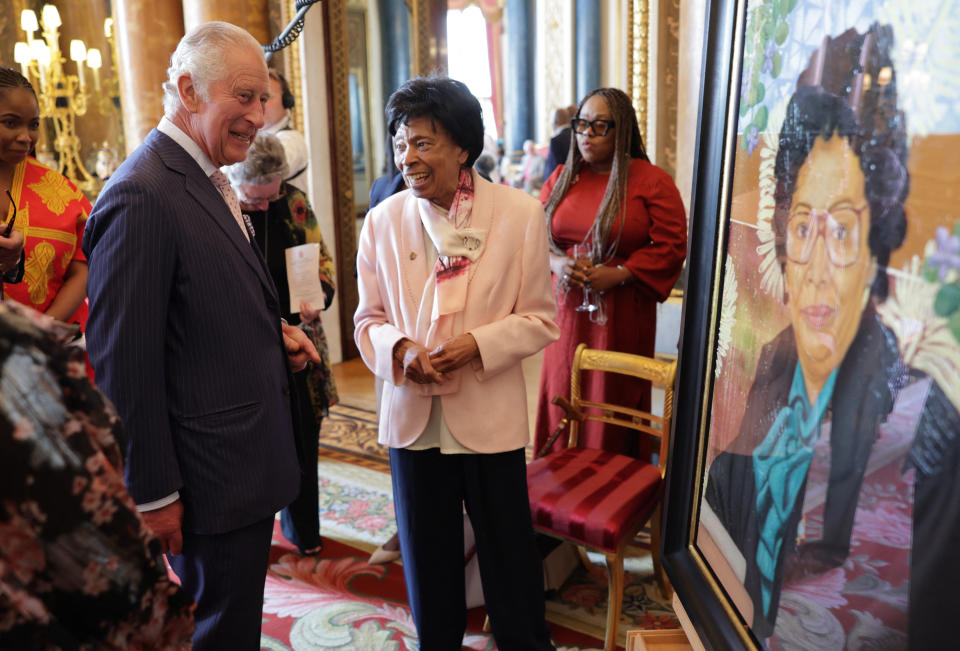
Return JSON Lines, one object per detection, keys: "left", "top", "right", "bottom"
{"left": 542, "top": 127, "right": 572, "bottom": 182}
{"left": 354, "top": 173, "right": 560, "bottom": 452}
{"left": 82, "top": 129, "right": 300, "bottom": 535}
{"left": 368, "top": 171, "right": 405, "bottom": 208}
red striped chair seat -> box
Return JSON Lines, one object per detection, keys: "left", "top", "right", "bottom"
{"left": 527, "top": 447, "right": 662, "bottom": 552}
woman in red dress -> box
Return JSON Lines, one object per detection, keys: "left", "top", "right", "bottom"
{"left": 535, "top": 87, "right": 687, "bottom": 458}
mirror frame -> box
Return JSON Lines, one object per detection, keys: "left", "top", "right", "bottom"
{"left": 322, "top": 0, "right": 439, "bottom": 359}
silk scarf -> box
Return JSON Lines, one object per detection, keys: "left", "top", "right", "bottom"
{"left": 418, "top": 169, "right": 486, "bottom": 344}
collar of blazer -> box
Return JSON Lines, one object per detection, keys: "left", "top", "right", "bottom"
{"left": 147, "top": 130, "right": 277, "bottom": 302}
{"left": 398, "top": 170, "right": 493, "bottom": 311}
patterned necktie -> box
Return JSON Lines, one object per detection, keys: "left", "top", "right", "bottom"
{"left": 209, "top": 170, "right": 250, "bottom": 241}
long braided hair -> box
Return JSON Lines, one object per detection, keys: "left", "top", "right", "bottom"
{"left": 544, "top": 88, "right": 648, "bottom": 263}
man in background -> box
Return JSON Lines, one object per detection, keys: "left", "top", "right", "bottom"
{"left": 542, "top": 104, "right": 577, "bottom": 181}
{"left": 263, "top": 69, "right": 309, "bottom": 193}
{"left": 83, "top": 22, "right": 319, "bottom": 650}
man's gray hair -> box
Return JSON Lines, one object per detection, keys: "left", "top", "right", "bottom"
{"left": 225, "top": 132, "right": 289, "bottom": 187}
{"left": 162, "top": 21, "right": 263, "bottom": 117}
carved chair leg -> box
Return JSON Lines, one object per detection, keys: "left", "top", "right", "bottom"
{"left": 650, "top": 506, "right": 672, "bottom": 600}
{"left": 576, "top": 545, "right": 595, "bottom": 569}
{"left": 604, "top": 551, "right": 624, "bottom": 651}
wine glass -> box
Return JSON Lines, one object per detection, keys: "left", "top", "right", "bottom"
{"left": 572, "top": 243, "right": 598, "bottom": 313}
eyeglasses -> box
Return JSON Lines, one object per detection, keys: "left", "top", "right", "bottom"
{"left": 237, "top": 185, "right": 285, "bottom": 208}
{"left": 784, "top": 203, "right": 867, "bottom": 267}
{"left": 571, "top": 118, "right": 616, "bottom": 137}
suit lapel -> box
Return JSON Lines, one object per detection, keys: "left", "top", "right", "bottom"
{"left": 400, "top": 193, "right": 429, "bottom": 309}
{"left": 147, "top": 131, "right": 277, "bottom": 301}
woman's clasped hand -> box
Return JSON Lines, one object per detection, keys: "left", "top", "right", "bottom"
{"left": 394, "top": 333, "right": 480, "bottom": 383}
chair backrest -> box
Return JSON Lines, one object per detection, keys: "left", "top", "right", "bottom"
{"left": 567, "top": 343, "right": 677, "bottom": 477}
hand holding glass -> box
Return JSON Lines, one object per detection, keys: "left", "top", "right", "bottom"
{"left": 572, "top": 244, "right": 598, "bottom": 313}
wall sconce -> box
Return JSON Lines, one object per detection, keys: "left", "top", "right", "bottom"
{"left": 13, "top": 3, "right": 115, "bottom": 193}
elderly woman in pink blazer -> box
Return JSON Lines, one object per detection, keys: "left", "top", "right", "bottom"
{"left": 355, "top": 76, "right": 560, "bottom": 650}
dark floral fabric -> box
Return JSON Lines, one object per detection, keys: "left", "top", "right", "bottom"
{"left": 0, "top": 303, "right": 194, "bottom": 649}
{"left": 248, "top": 183, "right": 338, "bottom": 423}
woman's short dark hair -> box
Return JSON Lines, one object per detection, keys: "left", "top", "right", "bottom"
{"left": 774, "top": 23, "right": 907, "bottom": 301}
{"left": 385, "top": 76, "right": 484, "bottom": 167}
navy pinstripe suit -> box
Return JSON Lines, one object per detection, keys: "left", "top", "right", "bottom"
{"left": 83, "top": 129, "right": 301, "bottom": 646}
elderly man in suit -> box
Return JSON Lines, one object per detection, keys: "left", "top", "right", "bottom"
{"left": 82, "top": 22, "right": 319, "bottom": 650}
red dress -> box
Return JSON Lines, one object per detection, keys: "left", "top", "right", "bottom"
{"left": 534, "top": 159, "right": 687, "bottom": 458}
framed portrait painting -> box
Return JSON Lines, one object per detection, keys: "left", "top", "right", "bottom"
{"left": 662, "top": 0, "right": 960, "bottom": 648}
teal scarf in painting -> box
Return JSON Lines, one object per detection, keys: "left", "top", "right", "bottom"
{"left": 752, "top": 363, "right": 837, "bottom": 617}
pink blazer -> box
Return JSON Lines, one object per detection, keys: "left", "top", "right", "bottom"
{"left": 354, "top": 174, "right": 560, "bottom": 453}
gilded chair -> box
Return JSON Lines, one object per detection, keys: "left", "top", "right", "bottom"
{"left": 526, "top": 344, "right": 676, "bottom": 651}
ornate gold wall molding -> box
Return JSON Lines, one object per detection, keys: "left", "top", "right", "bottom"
{"left": 321, "top": 0, "right": 360, "bottom": 356}
{"left": 655, "top": 0, "right": 679, "bottom": 178}
{"left": 628, "top": 0, "right": 679, "bottom": 179}
{"left": 627, "top": 0, "right": 649, "bottom": 145}
{"left": 412, "top": 0, "right": 447, "bottom": 74}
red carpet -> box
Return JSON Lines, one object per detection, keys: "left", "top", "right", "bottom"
{"left": 260, "top": 520, "right": 605, "bottom": 650}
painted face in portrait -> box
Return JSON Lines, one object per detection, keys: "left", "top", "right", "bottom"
{"left": 180, "top": 44, "right": 270, "bottom": 168}
{"left": 393, "top": 115, "right": 467, "bottom": 210}
{"left": 0, "top": 87, "right": 40, "bottom": 168}
{"left": 785, "top": 134, "right": 877, "bottom": 398}
{"left": 575, "top": 94, "right": 616, "bottom": 173}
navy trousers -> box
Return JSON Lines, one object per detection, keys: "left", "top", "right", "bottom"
{"left": 280, "top": 370, "right": 323, "bottom": 553}
{"left": 389, "top": 447, "right": 555, "bottom": 651}
{"left": 167, "top": 516, "right": 275, "bottom": 651}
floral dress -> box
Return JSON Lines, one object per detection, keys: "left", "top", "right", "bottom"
{"left": 0, "top": 303, "right": 194, "bottom": 649}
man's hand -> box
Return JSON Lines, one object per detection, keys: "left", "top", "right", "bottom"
{"left": 0, "top": 229, "right": 24, "bottom": 274}
{"left": 395, "top": 339, "right": 444, "bottom": 385}
{"left": 141, "top": 500, "right": 184, "bottom": 556}
{"left": 282, "top": 321, "right": 321, "bottom": 372}
{"left": 429, "top": 333, "right": 480, "bottom": 374}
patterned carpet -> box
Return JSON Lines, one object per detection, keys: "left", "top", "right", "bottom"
{"left": 294, "top": 404, "right": 681, "bottom": 649}
{"left": 320, "top": 404, "right": 388, "bottom": 466}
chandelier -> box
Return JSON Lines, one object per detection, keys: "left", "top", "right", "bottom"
{"left": 12, "top": 4, "right": 112, "bottom": 194}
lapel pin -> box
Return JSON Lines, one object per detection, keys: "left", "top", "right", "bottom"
{"left": 410, "top": 252, "right": 417, "bottom": 260}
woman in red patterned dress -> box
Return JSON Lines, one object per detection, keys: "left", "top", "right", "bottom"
{"left": 0, "top": 67, "right": 90, "bottom": 328}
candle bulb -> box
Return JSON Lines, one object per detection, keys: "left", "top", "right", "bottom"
{"left": 13, "top": 42, "right": 30, "bottom": 79}
{"left": 41, "top": 5, "right": 61, "bottom": 29}
{"left": 32, "top": 41, "right": 50, "bottom": 87}
{"left": 70, "top": 40, "right": 87, "bottom": 89}
{"left": 86, "top": 49, "right": 102, "bottom": 91}
{"left": 20, "top": 9, "right": 38, "bottom": 41}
